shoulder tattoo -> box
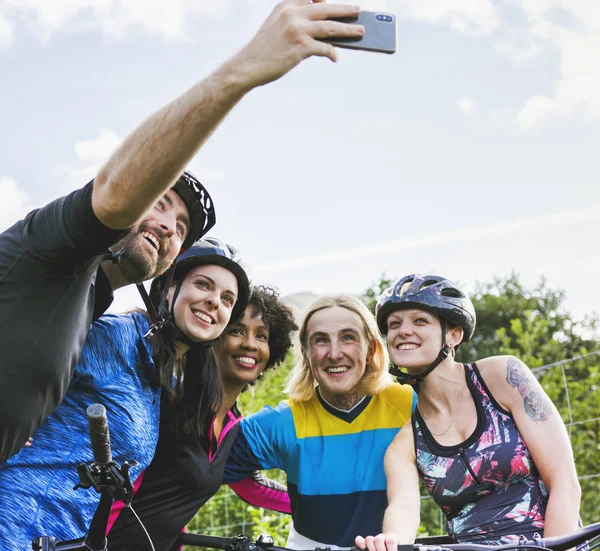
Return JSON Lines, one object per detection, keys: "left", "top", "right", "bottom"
{"left": 506, "top": 357, "right": 552, "bottom": 423}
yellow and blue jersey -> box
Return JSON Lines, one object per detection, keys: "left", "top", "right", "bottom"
{"left": 224, "top": 384, "right": 416, "bottom": 547}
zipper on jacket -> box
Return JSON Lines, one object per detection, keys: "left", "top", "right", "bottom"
{"left": 458, "top": 447, "right": 482, "bottom": 485}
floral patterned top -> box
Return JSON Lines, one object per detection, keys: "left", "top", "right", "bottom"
{"left": 413, "top": 362, "right": 548, "bottom": 545}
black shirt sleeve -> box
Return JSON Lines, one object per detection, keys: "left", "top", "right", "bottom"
{"left": 0, "top": 180, "right": 126, "bottom": 277}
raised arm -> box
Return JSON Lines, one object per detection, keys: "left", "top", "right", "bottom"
{"left": 356, "top": 424, "right": 421, "bottom": 551}
{"left": 480, "top": 355, "right": 582, "bottom": 538}
{"left": 92, "top": 0, "right": 364, "bottom": 229}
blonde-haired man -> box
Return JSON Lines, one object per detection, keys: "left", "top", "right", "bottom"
{"left": 224, "top": 295, "right": 416, "bottom": 549}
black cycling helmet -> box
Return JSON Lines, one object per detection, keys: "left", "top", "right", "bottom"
{"left": 172, "top": 171, "right": 217, "bottom": 250}
{"left": 376, "top": 274, "right": 476, "bottom": 388}
{"left": 144, "top": 237, "right": 252, "bottom": 345}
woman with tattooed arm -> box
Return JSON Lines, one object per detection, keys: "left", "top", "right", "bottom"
{"left": 356, "top": 275, "right": 581, "bottom": 550}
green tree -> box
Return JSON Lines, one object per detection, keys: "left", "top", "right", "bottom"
{"left": 457, "top": 273, "right": 598, "bottom": 365}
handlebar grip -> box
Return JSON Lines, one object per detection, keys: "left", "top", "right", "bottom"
{"left": 86, "top": 403, "right": 113, "bottom": 465}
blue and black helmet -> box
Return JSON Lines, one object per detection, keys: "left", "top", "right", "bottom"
{"left": 376, "top": 274, "right": 476, "bottom": 342}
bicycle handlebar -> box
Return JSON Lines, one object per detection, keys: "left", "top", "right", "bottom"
{"left": 32, "top": 403, "right": 136, "bottom": 551}
{"left": 86, "top": 403, "right": 112, "bottom": 465}
{"left": 179, "top": 521, "right": 600, "bottom": 551}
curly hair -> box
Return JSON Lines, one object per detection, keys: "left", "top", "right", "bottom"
{"left": 245, "top": 285, "right": 298, "bottom": 386}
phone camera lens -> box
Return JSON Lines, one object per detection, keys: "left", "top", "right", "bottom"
{"left": 376, "top": 14, "right": 393, "bottom": 22}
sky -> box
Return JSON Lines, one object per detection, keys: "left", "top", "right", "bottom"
{"left": 0, "top": 0, "right": 598, "bottom": 322}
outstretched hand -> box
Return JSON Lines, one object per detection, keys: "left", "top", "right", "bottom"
{"left": 231, "top": 0, "right": 364, "bottom": 89}
{"left": 356, "top": 533, "right": 399, "bottom": 551}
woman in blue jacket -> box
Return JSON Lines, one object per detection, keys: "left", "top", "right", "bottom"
{"left": 0, "top": 237, "right": 251, "bottom": 551}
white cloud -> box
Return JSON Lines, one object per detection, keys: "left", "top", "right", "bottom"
{"left": 0, "top": 13, "right": 14, "bottom": 49}
{"left": 0, "top": 0, "right": 501, "bottom": 47}
{"left": 56, "top": 128, "right": 121, "bottom": 194}
{"left": 457, "top": 97, "right": 475, "bottom": 114}
{"left": 1, "top": 0, "right": 598, "bottom": 129}
{"left": 0, "top": 177, "right": 37, "bottom": 231}
{"left": 0, "top": 0, "right": 238, "bottom": 45}
{"left": 501, "top": 0, "right": 600, "bottom": 128}
{"left": 516, "top": 94, "right": 554, "bottom": 129}
{"left": 394, "top": 0, "right": 499, "bottom": 35}
{"left": 358, "top": 0, "right": 499, "bottom": 35}
{"left": 73, "top": 128, "right": 121, "bottom": 164}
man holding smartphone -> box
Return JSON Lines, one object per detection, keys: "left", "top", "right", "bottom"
{"left": 0, "top": 0, "right": 365, "bottom": 465}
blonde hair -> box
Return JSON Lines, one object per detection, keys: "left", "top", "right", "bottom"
{"left": 286, "top": 295, "right": 392, "bottom": 402}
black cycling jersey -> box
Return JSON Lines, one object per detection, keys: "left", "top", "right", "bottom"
{"left": 0, "top": 181, "right": 125, "bottom": 464}
{"left": 107, "top": 395, "right": 243, "bottom": 551}
{"left": 107, "top": 394, "right": 289, "bottom": 551}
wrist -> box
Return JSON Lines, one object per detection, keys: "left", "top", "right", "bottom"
{"left": 211, "top": 53, "right": 259, "bottom": 97}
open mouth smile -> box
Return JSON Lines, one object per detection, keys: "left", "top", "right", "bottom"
{"left": 142, "top": 231, "right": 161, "bottom": 253}
{"left": 396, "top": 343, "right": 420, "bottom": 350}
{"left": 325, "top": 366, "right": 350, "bottom": 374}
{"left": 233, "top": 355, "right": 258, "bottom": 369}
{"left": 192, "top": 309, "right": 215, "bottom": 325}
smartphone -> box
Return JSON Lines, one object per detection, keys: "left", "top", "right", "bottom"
{"left": 321, "top": 11, "right": 397, "bottom": 54}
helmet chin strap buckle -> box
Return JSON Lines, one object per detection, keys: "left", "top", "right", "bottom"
{"left": 389, "top": 342, "right": 452, "bottom": 393}
{"left": 143, "top": 317, "right": 168, "bottom": 339}
{"left": 99, "top": 247, "right": 126, "bottom": 265}
{"left": 389, "top": 367, "right": 421, "bottom": 387}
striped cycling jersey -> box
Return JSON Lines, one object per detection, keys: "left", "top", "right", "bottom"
{"left": 414, "top": 362, "right": 548, "bottom": 545}
{"left": 225, "top": 384, "right": 416, "bottom": 547}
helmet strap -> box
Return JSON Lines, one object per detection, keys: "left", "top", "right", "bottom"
{"left": 391, "top": 319, "right": 451, "bottom": 393}
{"left": 137, "top": 264, "right": 176, "bottom": 339}
{"left": 140, "top": 265, "right": 217, "bottom": 350}
{"left": 165, "top": 279, "right": 198, "bottom": 348}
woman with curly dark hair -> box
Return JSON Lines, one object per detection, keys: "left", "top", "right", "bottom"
{"left": 107, "top": 285, "right": 298, "bottom": 551}
{"left": 217, "top": 285, "right": 299, "bottom": 396}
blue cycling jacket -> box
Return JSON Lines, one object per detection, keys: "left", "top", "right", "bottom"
{"left": 0, "top": 312, "right": 159, "bottom": 551}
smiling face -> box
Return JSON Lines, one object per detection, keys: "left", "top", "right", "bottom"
{"left": 304, "top": 306, "right": 372, "bottom": 403}
{"left": 169, "top": 264, "right": 238, "bottom": 343}
{"left": 386, "top": 308, "right": 451, "bottom": 370}
{"left": 214, "top": 305, "right": 271, "bottom": 389}
{"left": 114, "top": 189, "right": 191, "bottom": 284}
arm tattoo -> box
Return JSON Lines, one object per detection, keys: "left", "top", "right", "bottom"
{"left": 506, "top": 357, "right": 552, "bottom": 423}
{"left": 331, "top": 392, "right": 361, "bottom": 411}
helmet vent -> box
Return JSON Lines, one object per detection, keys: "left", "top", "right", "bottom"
{"left": 441, "top": 287, "right": 463, "bottom": 298}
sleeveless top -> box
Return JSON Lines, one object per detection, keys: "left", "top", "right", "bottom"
{"left": 413, "top": 363, "right": 548, "bottom": 545}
